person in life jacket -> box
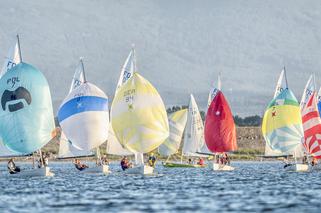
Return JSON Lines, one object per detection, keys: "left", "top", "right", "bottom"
{"left": 197, "top": 158, "right": 205, "bottom": 166}
{"left": 148, "top": 153, "right": 156, "bottom": 167}
{"left": 7, "top": 158, "right": 20, "bottom": 174}
{"left": 120, "top": 156, "right": 132, "bottom": 171}
{"left": 74, "top": 159, "right": 89, "bottom": 171}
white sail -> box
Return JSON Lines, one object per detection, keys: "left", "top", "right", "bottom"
{"left": 58, "top": 132, "right": 93, "bottom": 159}
{"left": 58, "top": 82, "right": 109, "bottom": 151}
{"left": 158, "top": 109, "right": 188, "bottom": 156}
{"left": 69, "top": 58, "right": 86, "bottom": 93}
{"left": 207, "top": 74, "right": 221, "bottom": 107}
{"left": 182, "top": 94, "right": 209, "bottom": 156}
{"left": 273, "top": 68, "right": 287, "bottom": 98}
{"left": 115, "top": 47, "right": 136, "bottom": 93}
{"left": 106, "top": 127, "right": 133, "bottom": 156}
{"left": 0, "top": 39, "right": 21, "bottom": 78}
{"left": 300, "top": 74, "right": 315, "bottom": 110}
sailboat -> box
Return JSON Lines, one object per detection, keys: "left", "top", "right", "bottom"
{"left": 301, "top": 90, "right": 321, "bottom": 170}
{"left": 111, "top": 58, "right": 169, "bottom": 174}
{"left": 0, "top": 35, "right": 55, "bottom": 177}
{"left": 263, "top": 69, "right": 286, "bottom": 157}
{"left": 57, "top": 58, "right": 110, "bottom": 174}
{"left": 204, "top": 76, "right": 237, "bottom": 171}
{"left": 159, "top": 109, "right": 194, "bottom": 167}
{"left": 106, "top": 47, "right": 135, "bottom": 158}
{"left": 300, "top": 74, "right": 315, "bottom": 110}
{"left": 262, "top": 69, "right": 306, "bottom": 172}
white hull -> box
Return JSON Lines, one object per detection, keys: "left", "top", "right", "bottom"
{"left": 125, "top": 165, "right": 154, "bottom": 175}
{"left": 284, "top": 163, "right": 309, "bottom": 172}
{"left": 80, "top": 165, "right": 110, "bottom": 174}
{"left": 9, "top": 167, "right": 54, "bottom": 177}
{"left": 212, "top": 163, "right": 234, "bottom": 171}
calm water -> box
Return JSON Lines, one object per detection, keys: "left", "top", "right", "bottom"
{"left": 0, "top": 161, "right": 320, "bottom": 213}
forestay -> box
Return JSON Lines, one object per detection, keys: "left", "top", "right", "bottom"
{"left": 0, "top": 63, "right": 55, "bottom": 154}
{"left": 262, "top": 89, "right": 304, "bottom": 156}
{"left": 158, "top": 109, "right": 188, "bottom": 156}
{"left": 58, "top": 82, "right": 109, "bottom": 151}
{"left": 111, "top": 72, "right": 169, "bottom": 153}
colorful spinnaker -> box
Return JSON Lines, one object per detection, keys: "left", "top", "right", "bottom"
{"left": 158, "top": 109, "right": 188, "bottom": 156}
{"left": 58, "top": 60, "right": 109, "bottom": 151}
{"left": 302, "top": 92, "right": 321, "bottom": 158}
{"left": 0, "top": 35, "right": 22, "bottom": 78}
{"left": 262, "top": 89, "right": 304, "bottom": 156}
{"left": 0, "top": 62, "right": 55, "bottom": 154}
{"left": 182, "top": 94, "right": 209, "bottom": 156}
{"left": 205, "top": 91, "right": 237, "bottom": 153}
{"left": 111, "top": 72, "right": 169, "bottom": 154}
{"left": 264, "top": 69, "right": 287, "bottom": 157}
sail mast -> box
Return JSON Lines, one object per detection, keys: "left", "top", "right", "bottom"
{"left": 16, "top": 34, "right": 22, "bottom": 63}
{"left": 283, "top": 66, "right": 288, "bottom": 89}
{"left": 80, "top": 57, "right": 86, "bottom": 82}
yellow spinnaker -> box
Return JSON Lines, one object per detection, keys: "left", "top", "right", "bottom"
{"left": 111, "top": 72, "right": 169, "bottom": 153}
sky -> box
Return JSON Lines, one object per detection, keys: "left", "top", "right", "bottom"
{"left": 0, "top": 0, "right": 321, "bottom": 116}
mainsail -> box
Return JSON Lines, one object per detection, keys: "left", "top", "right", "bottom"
{"left": 58, "top": 132, "right": 94, "bottom": 159}
{"left": 58, "top": 82, "right": 109, "bottom": 151}
{"left": 0, "top": 63, "right": 55, "bottom": 154}
{"left": 69, "top": 58, "right": 85, "bottom": 93}
{"left": 111, "top": 72, "right": 169, "bottom": 154}
{"left": 182, "top": 94, "right": 209, "bottom": 156}
{"left": 158, "top": 109, "right": 188, "bottom": 156}
{"left": 262, "top": 89, "right": 304, "bottom": 156}
{"left": 300, "top": 74, "right": 315, "bottom": 110}
{"left": 207, "top": 74, "right": 221, "bottom": 107}
{"left": 106, "top": 127, "right": 133, "bottom": 156}
{"left": 302, "top": 92, "right": 321, "bottom": 158}
{"left": 0, "top": 36, "right": 22, "bottom": 78}
{"left": 205, "top": 91, "right": 237, "bottom": 153}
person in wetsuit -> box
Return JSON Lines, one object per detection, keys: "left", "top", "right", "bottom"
{"left": 7, "top": 158, "right": 20, "bottom": 174}
{"left": 148, "top": 153, "right": 156, "bottom": 167}
{"left": 120, "top": 156, "right": 132, "bottom": 171}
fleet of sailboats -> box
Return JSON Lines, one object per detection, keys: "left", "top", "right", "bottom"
{"left": 1, "top": 36, "right": 321, "bottom": 177}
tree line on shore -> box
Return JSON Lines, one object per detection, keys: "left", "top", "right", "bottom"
{"left": 166, "top": 106, "right": 261, "bottom": 127}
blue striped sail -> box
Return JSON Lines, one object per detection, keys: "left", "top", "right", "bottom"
{"left": 0, "top": 63, "right": 55, "bottom": 154}
{"left": 58, "top": 82, "right": 109, "bottom": 151}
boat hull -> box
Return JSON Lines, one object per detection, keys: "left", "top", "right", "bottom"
{"left": 163, "top": 162, "right": 206, "bottom": 168}
{"left": 125, "top": 165, "right": 154, "bottom": 175}
{"left": 9, "top": 167, "right": 54, "bottom": 177}
{"left": 212, "top": 163, "right": 235, "bottom": 171}
{"left": 284, "top": 163, "right": 309, "bottom": 172}
{"left": 80, "top": 165, "right": 110, "bottom": 174}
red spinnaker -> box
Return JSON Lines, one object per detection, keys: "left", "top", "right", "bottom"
{"left": 205, "top": 91, "right": 237, "bottom": 153}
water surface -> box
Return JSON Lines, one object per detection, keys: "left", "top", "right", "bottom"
{"left": 0, "top": 161, "right": 320, "bottom": 212}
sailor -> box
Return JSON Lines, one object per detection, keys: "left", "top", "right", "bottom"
{"left": 302, "top": 153, "right": 308, "bottom": 164}
{"left": 121, "top": 156, "right": 132, "bottom": 171}
{"left": 197, "top": 158, "right": 205, "bottom": 166}
{"left": 148, "top": 153, "right": 156, "bottom": 167}
{"left": 7, "top": 158, "right": 20, "bottom": 174}
{"left": 311, "top": 157, "right": 318, "bottom": 166}
{"left": 101, "top": 155, "right": 109, "bottom": 165}
{"left": 74, "top": 159, "right": 89, "bottom": 171}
